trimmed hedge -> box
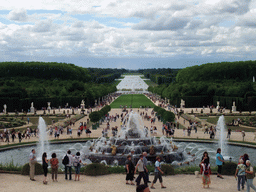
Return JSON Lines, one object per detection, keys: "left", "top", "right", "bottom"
{"left": 21, "top": 163, "right": 44, "bottom": 175}
{"left": 222, "top": 162, "right": 237, "bottom": 175}
{"left": 84, "top": 163, "right": 109, "bottom": 176}
{"left": 161, "top": 164, "right": 175, "bottom": 175}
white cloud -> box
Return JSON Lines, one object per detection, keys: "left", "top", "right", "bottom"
{"left": 7, "top": 9, "right": 28, "bottom": 22}
{"left": 0, "top": 0, "right": 255, "bottom": 62}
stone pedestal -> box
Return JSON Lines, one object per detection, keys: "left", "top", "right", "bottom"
{"left": 30, "top": 107, "right": 35, "bottom": 114}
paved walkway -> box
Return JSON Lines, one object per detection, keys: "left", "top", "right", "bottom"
{"left": 0, "top": 173, "right": 246, "bottom": 192}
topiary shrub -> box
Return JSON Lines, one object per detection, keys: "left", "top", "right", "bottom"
{"left": 21, "top": 163, "right": 44, "bottom": 175}
{"left": 84, "top": 163, "right": 109, "bottom": 176}
{"left": 222, "top": 162, "right": 237, "bottom": 175}
{"left": 161, "top": 164, "right": 175, "bottom": 175}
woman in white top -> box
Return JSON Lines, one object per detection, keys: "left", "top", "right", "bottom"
{"left": 74, "top": 152, "right": 82, "bottom": 181}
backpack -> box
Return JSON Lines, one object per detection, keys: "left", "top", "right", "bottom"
{"left": 51, "top": 158, "right": 58, "bottom": 169}
{"left": 73, "top": 156, "right": 80, "bottom": 167}
{"left": 62, "top": 155, "right": 69, "bottom": 165}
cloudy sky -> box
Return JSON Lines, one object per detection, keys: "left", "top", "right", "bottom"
{"left": 0, "top": 0, "right": 255, "bottom": 69}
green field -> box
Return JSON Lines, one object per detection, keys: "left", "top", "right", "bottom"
{"left": 110, "top": 94, "right": 155, "bottom": 108}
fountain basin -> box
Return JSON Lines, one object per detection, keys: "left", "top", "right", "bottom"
{"left": 1, "top": 141, "right": 256, "bottom": 167}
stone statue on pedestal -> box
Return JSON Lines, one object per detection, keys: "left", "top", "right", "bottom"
{"left": 81, "top": 100, "right": 85, "bottom": 110}
{"left": 30, "top": 102, "right": 35, "bottom": 113}
{"left": 232, "top": 101, "right": 236, "bottom": 112}
{"left": 47, "top": 102, "right": 51, "bottom": 111}
{"left": 3, "top": 104, "right": 7, "bottom": 114}
{"left": 216, "top": 101, "right": 220, "bottom": 111}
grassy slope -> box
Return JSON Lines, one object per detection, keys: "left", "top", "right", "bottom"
{"left": 110, "top": 94, "right": 155, "bottom": 108}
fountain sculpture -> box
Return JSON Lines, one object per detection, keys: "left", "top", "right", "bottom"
{"left": 85, "top": 112, "right": 185, "bottom": 165}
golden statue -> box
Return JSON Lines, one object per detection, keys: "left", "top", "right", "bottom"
{"left": 111, "top": 145, "right": 117, "bottom": 156}
{"left": 149, "top": 145, "right": 155, "bottom": 155}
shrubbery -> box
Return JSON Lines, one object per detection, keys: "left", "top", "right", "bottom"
{"left": 84, "top": 163, "right": 109, "bottom": 176}
{"left": 161, "top": 164, "right": 175, "bottom": 175}
{"left": 222, "top": 162, "right": 237, "bottom": 175}
{"left": 21, "top": 163, "right": 44, "bottom": 175}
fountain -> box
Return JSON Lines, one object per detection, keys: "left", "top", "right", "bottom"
{"left": 37, "top": 117, "right": 50, "bottom": 159}
{"left": 2, "top": 113, "right": 251, "bottom": 168}
{"left": 85, "top": 112, "right": 185, "bottom": 165}
{"left": 216, "top": 115, "right": 229, "bottom": 159}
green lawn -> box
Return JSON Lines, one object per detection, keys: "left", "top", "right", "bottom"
{"left": 110, "top": 94, "right": 155, "bottom": 108}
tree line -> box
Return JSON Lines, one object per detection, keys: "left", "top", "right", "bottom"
{"left": 148, "top": 61, "right": 256, "bottom": 111}
{"left": 138, "top": 68, "right": 180, "bottom": 85}
{"left": 0, "top": 62, "right": 125, "bottom": 111}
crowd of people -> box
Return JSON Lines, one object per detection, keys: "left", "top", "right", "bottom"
{"left": 125, "top": 151, "right": 166, "bottom": 191}
{"left": 198, "top": 148, "right": 256, "bottom": 191}
{"left": 0, "top": 127, "right": 39, "bottom": 144}
{"left": 29, "top": 149, "right": 83, "bottom": 184}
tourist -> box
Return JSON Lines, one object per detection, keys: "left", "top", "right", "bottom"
{"left": 0, "top": 131, "right": 3, "bottom": 142}
{"left": 77, "top": 128, "right": 81, "bottom": 137}
{"left": 5, "top": 131, "right": 9, "bottom": 143}
{"left": 150, "top": 126, "right": 153, "bottom": 136}
{"left": 153, "top": 126, "right": 157, "bottom": 136}
{"left": 187, "top": 127, "right": 191, "bottom": 136}
{"left": 242, "top": 131, "right": 246, "bottom": 142}
{"left": 150, "top": 156, "right": 166, "bottom": 189}
{"left": 74, "top": 152, "right": 82, "bottom": 181}
{"left": 50, "top": 153, "right": 59, "bottom": 182}
{"left": 29, "top": 149, "right": 37, "bottom": 181}
{"left": 201, "top": 152, "right": 210, "bottom": 166}
{"left": 162, "top": 124, "right": 165, "bottom": 135}
{"left": 204, "top": 124, "right": 208, "bottom": 134}
{"left": 42, "top": 152, "right": 49, "bottom": 184}
{"left": 245, "top": 160, "right": 256, "bottom": 192}
{"left": 143, "top": 152, "right": 150, "bottom": 183}
{"left": 227, "top": 128, "right": 231, "bottom": 139}
{"left": 86, "top": 128, "right": 91, "bottom": 137}
{"left": 125, "top": 155, "right": 135, "bottom": 185}
{"left": 200, "top": 157, "right": 211, "bottom": 188}
{"left": 240, "top": 154, "right": 250, "bottom": 167}
{"left": 216, "top": 148, "right": 225, "bottom": 179}
{"left": 235, "top": 159, "right": 246, "bottom": 191}
{"left": 62, "top": 150, "right": 73, "bottom": 180}
{"left": 135, "top": 155, "right": 147, "bottom": 186}
{"left": 136, "top": 184, "right": 150, "bottom": 192}
{"left": 209, "top": 127, "right": 215, "bottom": 139}
{"left": 11, "top": 129, "right": 16, "bottom": 142}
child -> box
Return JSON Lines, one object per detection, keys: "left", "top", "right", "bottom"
{"left": 200, "top": 160, "right": 211, "bottom": 188}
